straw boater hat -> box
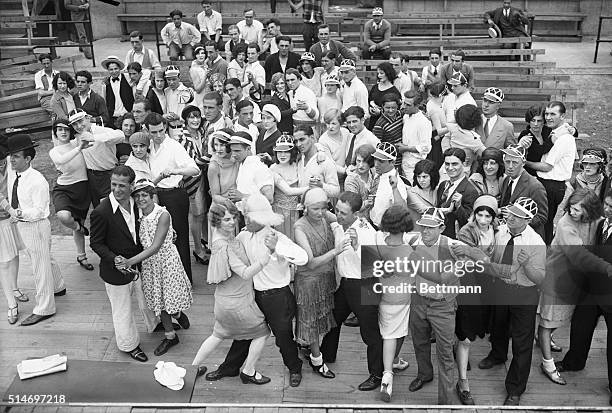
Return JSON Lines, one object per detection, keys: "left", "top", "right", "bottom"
{"left": 68, "top": 108, "right": 88, "bottom": 125}
{"left": 101, "top": 55, "right": 125, "bottom": 71}
{"left": 131, "top": 178, "right": 156, "bottom": 195}
{"left": 243, "top": 193, "right": 284, "bottom": 227}
{"left": 488, "top": 22, "right": 501, "bottom": 38}
{"left": 483, "top": 87, "right": 505, "bottom": 103}
{"left": 416, "top": 207, "right": 445, "bottom": 227}
{"left": 372, "top": 141, "right": 397, "bottom": 162}
{"left": 507, "top": 197, "right": 538, "bottom": 220}
{"left": 7, "top": 134, "right": 39, "bottom": 155}
{"left": 447, "top": 72, "right": 468, "bottom": 86}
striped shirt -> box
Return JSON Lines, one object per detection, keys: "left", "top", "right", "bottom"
{"left": 373, "top": 112, "right": 403, "bottom": 168}
{"left": 177, "top": 128, "right": 203, "bottom": 197}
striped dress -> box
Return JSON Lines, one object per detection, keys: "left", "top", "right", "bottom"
{"left": 372, "top": 112, "right": 403, "bottom": 170}
{"left": 177, "top": 128, "right": 204, "bottom": 198}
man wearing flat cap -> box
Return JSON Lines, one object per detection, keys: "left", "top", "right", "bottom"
{"left": 363, "top": 8, "right": 392, "bottom": 60}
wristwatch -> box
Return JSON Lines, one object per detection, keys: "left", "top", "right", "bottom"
{"left": 16, "top": 209, "right": 23, "bottom": 219}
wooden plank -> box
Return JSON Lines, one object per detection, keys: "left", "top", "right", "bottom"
{"left": 0, "top": 53, "right": 36, "bottom": 67}
{"left": 0, "top": 55, "right": 83, "bottom": 75}
{"left": 0, "top": 106, "right": 50, "bottom": 129}
{"left": 0, "top": 90, "right": 39, "bottom": 111}
{"left": 0, "top": 79, "right": 35, "bottom": 92}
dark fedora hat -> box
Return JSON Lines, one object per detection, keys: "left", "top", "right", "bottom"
{"left": 7, "top": 134, "right": 39, "bottom": 155}
{"left": 0, "top": 133, "right": 8, "bottom": 160}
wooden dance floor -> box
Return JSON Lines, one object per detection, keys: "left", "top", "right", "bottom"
{"left": 1, "top": 236, "right": 611, "bottom": 410}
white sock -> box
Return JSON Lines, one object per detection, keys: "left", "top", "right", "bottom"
{"left": 542, "top": 357, "right": 556, "bottom": 372}
{"left": 310, "top": 353, "right": 323, "bottom": 366}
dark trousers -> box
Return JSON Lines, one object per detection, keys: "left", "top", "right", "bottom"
{"left": 86, "top": 169, "right": 112, "bottom": 208}
{"left": 302, "top": 22, "right": 320, "bottom": 52}
{"left": 270, "top": 0, "right": 277, "bottom": 13}
{"left": 156, "top": 187, "right": 192, "bottom": 282}
{"left": 320, "top": 278, "right": 383, "bottom": 377}
{"left": 362, "top": 47, "right": 392, "bottom": 60}
{"left": 486, "top": 284, "right": 538, "bottom": 396}
{"left": 217, "top": 286, "right": 302, "bottom": 373}
{"left": 561, "top": 303, "right": 612, "bottom": 388}
{"left": 540, "top": 178, "right": 566, "bottom": 244}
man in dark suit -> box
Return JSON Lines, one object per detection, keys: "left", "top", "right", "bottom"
{"left": 498, "top": 144, "right": 548, "bottom": 240}
{"left": 436, "top": 148, "right": 479, "bottom": 239}
{"left": 309, "top": 24, "right": 356, "bottom": 66}
{"left": 101, "top": 56, "right": 135, "bottom": 129}
{"left": 264, "top": 35, "right": 301, "bottom": 84}
{"left": 558, "top": 191, "right": 612, "bottom": 405}
{"left": 90, "top": 165, "right": 158, "bottom": 362}
{"left": 74, "top": 70, "right": 110, "bottom": 127}
{"left": 484, "top": 0, "right": 529, "bottom": 39}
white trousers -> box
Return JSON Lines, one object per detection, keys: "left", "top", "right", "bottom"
{"left": 17, "top": 219, "right": 65, "bottom": 316}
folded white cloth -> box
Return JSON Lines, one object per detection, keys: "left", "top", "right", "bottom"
{"left": 154, "top": 361, "right": 186, "bottom": 391}
{"left": 18, "top": 354, "right": 67, "bottom": 380}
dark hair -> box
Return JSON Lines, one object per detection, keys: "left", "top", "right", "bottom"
{"left": 274, "top": 145, "right": 299, "bottom": 164}
{"left": 112, "top": 165, "right": 136, "bottom": 183}
{"left": 377, "top": 61, "right": 397, "bottom": 83}
{"left": 75, "top": 70, "right": 92, "bottom": 83}
{"left": 524, "top": 104, "right": 545, "bottom": 124}
{"left": 318, "top": 24, "right": 330, "bottom": 32}
{"left": 475, "top": 147, "right": 505, "bottom": 180}
{"left": 144, "top": 112, "right": 165, "bottom": 128}
{"left": 119, "top": 112, "right": 136, "bottom": 128}
{"left": 380, "top": 205, "right": 414, "bottom": 234}
{"left": 428, "top": 82, "right": 447, "bottom": 98}
{"left": 133, "top": 98, "right": 151, "bottom": 112}
{"left": 474, "top": 205, "right": 497, "bottom": 219}
{"left": 126, "top": 62, "right": 142, "bottom": 73}
{"left": 413, "top": 159, "right": 440, "bottom": 189}
{"left": 209, "top": 199, "right": 239, "bottom": 228}
{"left": 203, "top": 91, "right": 223, "bottom": 106}
{"left": 205, "top": 39, "right": 218, "bottom": 50}
{"left": 443, "top": 147, "right": 467, "bottom": 163}
{"left": 169, "top": 9, "right": 183, "bottom": 18}
{"left": 547, "top": 100, "right": 567, "bottom": 115}
{"left": 224, "top": 77, "right": 242, "bottom": 89}
{"left": 381, "top": 92, "right": 401, "bottom": 106}
{"left": 455, "top": 104, "right": 482, "bottom": 130}
{"left": 212, "top": 127, "right": 233, "bottom": 154}
{"left": 323, "top": 50, "right": 337, "bottom": 61}
{"left": 337, "top": 191, "right": 363, "bottom": 213}
{"left": 52, "top": 118, "right": 75, "bottom": 140}
{"left": 246, "top": 42, "right": 260, "bottom": 53}
{"left": 565, "top": 188, "right": 603, "bottom": 222}
{"left": 294, "top": 124, "right": 314, "bottom": 137}
{"left": 344, "top": 106, "right": 365, "bottom": 120}
{"left": 235, "top": 99, "right": 254, "bottom": 113}
{"left": 52, "top": 71, "right": 75, "bottom": 90}
{"left": 129, "top": 30, "right": 143, "bottom": 40}
{"left": 404, "top": 89, "right": 426, "bottom": 109}
{"left": 21, "top": 147, "right": 36, "bottom": 161}
{"left": 355, "top": 144, "right": 376, "bottom": 168}
{"left": 429, "top": 48, "right": 441, "bottom": 57}
{"left": 132, "top": 179, "right": 157, "bottom": 197}
{"left": 277, "top": 35, "right": 292, "bottom": 44}
{"left": 201, "top": 0, "right": 211, "bottom": 4}
{"left": 452, "top": 49, "right": 466, "bottom": 59}
{"left": 265, "top": 18, "right": 280, "bottom": 27}
{"left": 243, "top": 7, "right": 254, "bottom": 14}
{"left": 38, "top": 53, "right": 52, "bottom": 63}
{"left": 285, "top": 68, "right": 301, "bottom": 80}
{"left": 233, "top": 43, "right": 248, "bottom": 60}
{"left": 181, "top": 105, "right": 201, "bottom": 122}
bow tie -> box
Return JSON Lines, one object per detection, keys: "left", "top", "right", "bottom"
{"left": 111, "top": 77, "right": 120, "bottom": 82}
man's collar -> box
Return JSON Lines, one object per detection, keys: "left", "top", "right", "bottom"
{"left": 449, "top": 174, "right": 465, "bottom": 184}
{"left": 79, "top": 88, "right": 92, "bottom": 98}
{"left": 212, "top": 55, "right": 222, "bottom": 64}
{"left": 109, "top": 192, "right": 134, "bottom": 213}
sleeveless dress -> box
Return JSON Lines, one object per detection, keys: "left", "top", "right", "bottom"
{"left": 209, "top": 235, "right": 270, "bottom": 339}
{"left": 294, "top": 216, "right": 337, "bottom": 345}
{"left": 190, "top": 62, "right": 209, "bottom": 111}
{"left": 271, "top": 164, "right": 301, "bottom": 241}
{"left": 139, "top": 204, "right": 193, "bottom": 316}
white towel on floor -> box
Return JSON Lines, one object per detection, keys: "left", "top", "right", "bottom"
{"left": 154, "top": 361, "right": 186, "bottom": 390}
{"left": 18, "top": 354, "right": 67, "bottom": 380}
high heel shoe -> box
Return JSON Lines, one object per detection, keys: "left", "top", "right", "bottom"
{"left": 193, "top": 251, "right": 209, "bottom": 265}
{"left": 239, "top": 370, "right": 271, "bottom": 385}
{"left": 77, "top": 256, "right": 94, "bottom": 271}
{"left": 308, "top": 355, "right": 335, "bottom": 378}
{"left": 8, "top": 305, "right": 18, "bottom": 325}
{"left": 13, "top": 289, "right": 28, "bottom": 302}
{"left": 379, "top": 371, "right": 393, "bottom": 402}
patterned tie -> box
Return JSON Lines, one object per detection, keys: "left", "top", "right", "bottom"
{"left": 484, "top": 118, "right": 490, "bottom": 140}
{"left": 501, "top": 233, "right": 517, "bottom": 264}
{"left": 603, "top": 220, "right": 611, "bottom": 243}
{"left": 41, "top": 74, "right": 50, "bottom": 91}
{"left": 11, "top": 174, "right": 20, "bottom": 209}
{"left": 345, "top": 134, "right": 357, "bottom": 167}
{"left": 439, "top": 180, "right": 452, "bottom": 205}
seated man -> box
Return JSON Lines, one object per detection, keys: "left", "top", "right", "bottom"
{"left": 124, "top": 31, "right": 161, "bottom": 70}
{"left": 310, "top": 24, "right": 357, "bottom": 66}
{"left": 197, "top": 0, "right": 223, "bottom": 51}
{"left": 34, "top": 53, "right": 58, "bottom": 119}
{"left": 362, "top": 8, "right": 391, "bottom": 60}
{"left": 261, "top": 18, "right": 282, "bottom": 58}
{"left": 237, "top": 8, "right": 264, "bottom": 48}
{"left": 224, "top": 25, "right": 246, "bottom": 61}
{"left": 161, "top": 9, "right": 201, "bottom": 61}
{"left": 484, "top": 0, "right": 529, "bottom": 43}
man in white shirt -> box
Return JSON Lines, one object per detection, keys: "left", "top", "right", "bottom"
{"left": 321, "top": 191, "right": 384, "bottom": 391}
{"left": 236, "top": 8, "right": 264, "bottom": 48}
{"left": 233, "top": 100, "right": 260, "bottom": 143}
{"left": 5, "top": 134, "right": 65, "bottom": 326}
{"left": 285, "top": 68, "right": 319, "bottom": 129}
{"left": 339, "top": 59, "right": 369, "bottom": 116}
{"left": 101, "top": 56, "right": 137, "bottom": 127}
{"left": 34, "top": 53, "right": 58, "bottom": 118}
{"left": 400, "top": 90, "right": 432, "bottom": 182}
{"left": 124, "top": 31, "right": 161, "bottom": 70}
{"left": 442, "top": 72, "right": 476, "bottom": 124}
{"left": 343, "top": 106, "right": 380, "bottom": 166}
{"left": 126, "top": 62, "right": 151, "bottom": 101}
{"left": 243, "top": 43, "right": 266, "bottom": 99}
{"left": 390, "top": 53, "right": 421, "bottom": 96}
{"left": 144, "top": 113, "right": 200, "bottom": 282}
{"left": 197, "top": 0, "right": 223, "bottom": 50}
{"left": 370, "top": 142, "right": 408, "bottom": 228}
{"left": 161, "top": 9, "right": 201, "bottom": 61}
{"left": 294, "top": 125, "right": 340, "bottom": 198}
{"left": 163, "top": 65, "right": 196, "bottom": 139}
{"left": 224, "top": 78, "right": 261, "bottom": 123}
{"left": 525, "top": 101, "right": 577, "bottom": 244}
{"left": 420, "top": 48, "right": 442, "bottom": 91}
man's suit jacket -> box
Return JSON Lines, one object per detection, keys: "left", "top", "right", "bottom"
{"left": 499, "top": 170, "right": 548, "bottom": 240}
{"left": 587, "top": 219, "right": 612, "bottom": 308}
{"left": 439, "top": 62, "right": 475, "bottom": 90}
{"left": 309, "top": 39, "right": 357, "bottom": 66}
{"left": 484, "top": 7, "right": 529, "bottom": 38}
{"left": 476, "top": 115, "right": 516, "bottom": 149}
{"left": 104, "top": 75, "right": 135, "bottom": 119}
{"left": 436, "top": 176, "right": 479, "bottom": 239}
{"left": 264, "top": 51, "right": 301, "bottom": 84}
{"left": 90, "top": 197, "right": 142, "bottom": 286}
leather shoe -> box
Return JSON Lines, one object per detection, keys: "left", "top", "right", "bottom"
{"left": 174, "top": 312, "right": 190, "bottom": 329}
{"left": 540, "top": 363, "right": 566, "bottom": 385}
{"left": 54, "top": 289, "right": 66, "bottom": 297}
{"left": 205, "top": 368, "right": 239, "bottom": 381}
{"left": 456, "top": 382, "right": 475, "bottom": 405}
{"left": 478, "top": 356, "right": 504, "bottom": 369}
{"left": 308, "top": 358, "right": 335, "bottom": 379}
{"left": 289, "top": 371, "right": 302, "bottom": 387}
{"left": 128, "top": 346, "right": 148, "bottom": 362}
{"left": 408, "top": 376, "right": 433, "bottom": 392}
{"left": 504, "top": 394, "right": 520, "bottom": 406}
{"left": 196, "top": 365, "right": 207, "bottom": 378}
{"left": 554, "top": 360, "right": 574, "bottom": 373}
{"left": 153, "top": 322, "right": 181, "bottom": 332}
{"left": 343, "top": 314, "right": 359, "bottom": 327}
{"left": 153, "top": 335, "right": 179, "bottom": 356}
{"left": 358, "top": 374, "right": 382, "bottom": 391}
{"left": 240, "top": 371, "right": 271, "bottom": 385}
{"left": 20, "top": 313, "right": 53, "bottom": 326}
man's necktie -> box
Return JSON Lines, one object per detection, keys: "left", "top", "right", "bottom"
{"left": 501, "top": 179, "right": 513, "bottom": 207}
{"left": 345, "top": 134, "right": 357, "bottom": 167}
{"left": 11, "top": 174, "right": 20, "bottom": 209}
{"left": 323, "top": 44, "right": 328, "bottom": 53}
{"left": 501, "top": 233, "right": 517, "bottom": 264}
{"left": 112, "top": 77, "right": 119, "bottom": 82}
{"left": 440, "top": 181, "right": 451, "bottom": 205}
{"left": 433, "top": 67, "right": 438, "bottom": 76}
{"left": 603, "top": 220, "right": 611, "bottom": 243}
{"left": 484, "top": 118, "right": 490, "bottom": 139}
{"left": 42, "top": 75, "right": 50, "bottom": 91}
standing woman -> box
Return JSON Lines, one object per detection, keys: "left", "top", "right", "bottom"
{"left": 192, "top": 200, "right": 271, "bottom": 383}
{"left": 190, "top": 45, "right": 210, "bottom": 111}
{"left": 406, "top": 159, "right": 439, "bottom": 223}
{"left": 442, "top": 104, "right": 485, "bottom": 175}
{"left": 319, "top": 51, "right": 339, "bottom": 87}
{"left": 227, "top": 44, "right": 247, "bottom": 82}
{"left": 469, "top": 147, "right": 505, "bottom": 202}
{"left": 561, "top": 149, "right": 609, "bottom": 209}
{"left": 317, "top": 75, "right": 343, "bottom": 133}
{"left": 48, "top": 118, "right": 94, "bottom": 271}
{"left": 344, "top": 144, "right": 377, "bottom": 218}
{"left": 116, "top": 113, "right": 137, "bottom": 165}
{"left": 0, "top": 134, "right": 25, "bottom": 324}
{"left": 118, "top": 179, "right": 192, "bottom": 356}
{"left": 208, "top": 129, "right": 239, "bottom": 207}
{"left": 368, "top": 62, "right": 400, "bottom": 129}
{"left": 257, "top": 104, "right": 283, "bottom": 161}
{"left": 426, "top": 82, "right": 449, "bottom": 171}
{"left": 519, "top": 104, "right": 549, "bottom": 177}
{"left": 269, "top": 72, "right": 293, "bottom": 134}
{"left": 377, "top": 205, "right": 414, "bottom": 403}
{"left": 146, "top": 69, "right": 167, "bottom": 116}
{"left": 50, "top": 72, "right": 77, "bottom": 122}
{"left": 293, "top": 188, "right": 350, "bottom": 379}
{"left": 299, "top": 52, "right": 324, "bottom": 97}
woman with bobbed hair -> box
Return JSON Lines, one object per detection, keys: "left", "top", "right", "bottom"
{"left": 191, "top": 200, "right": 271, "bottom": 383}
{"left": 269, "top": 72, "right": 293, "bottom": 134}
{"left": 368, "top": 61, "right": 401, "bottom": 129}
{"left": 469, "top": 147, "right": 505, "bottom": 201}
{"left": 208, "top": 128, "right": 240, "bottom": 207}
{"left": 376, "top": 204, "right": 416, "bottom": 402}
{"left": 116, "top": 113, "right": 137, "bottom": 165}
{"left": 49, "top": 118, "right": 94, "bottom": 271}
{"left": 442, "top": 104, "right": 486, "bottom": 174}
{"left": 228, "top": 43, "right": 247, "bottom": 82}
{"left": 344, "top": 144, "right": 377, "bottom": 217}
{"left": 406, "top": 159, "right": 439, "bottom": 223}
{"left": 50, "top": 72, "right": 77, "bottom": 121}
{"left": 561, "top": 148, "right": 609, "bottom": 209}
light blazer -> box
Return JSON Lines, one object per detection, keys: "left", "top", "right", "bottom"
{"left": 476, "top": 115, "right": 516, "bottom": 149}
{"left": 499, "top": 170, "right": 548, "bottom": 240}
{"left": 309, "top": 39, "right": 357, "bottom": 66}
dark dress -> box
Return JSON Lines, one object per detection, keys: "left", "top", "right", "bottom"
{"left": 270, "top": 93, "right": 293, "bottom": 134}
{"left": 256, "top": 129, "right": 281, "bottom": 164}
{"left": 367, "top": 84, "right": 401, "bottom": 129}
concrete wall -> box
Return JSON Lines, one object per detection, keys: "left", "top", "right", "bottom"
{"left": 90, "top": 0, "right": 122, "bottom": 39}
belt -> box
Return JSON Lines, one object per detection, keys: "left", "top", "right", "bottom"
{"left": 255, "top": 285, "right": 290, "bottom": 296}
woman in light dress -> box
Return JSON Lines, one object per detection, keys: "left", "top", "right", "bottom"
{"left": 190, "top": 45, "right": 209, "bottom": 111}
{"left": 425, "top": 82, "right": 448, "bottom": 171}
{"left": 192, "top": 200, "right": 271, "bottom": 384}
{"left": 299, "top": 52, "right": 324, "bottom": 97}
{"left": 344, "top": 144, "right": 376, "bottom": 218}
{"left": 227, "top": 44, "right": 247, "bottom": 82}
{"left": 318, "top": 109, "right": 351, "bottom": 182}
{"left": 317, "top": 75, "right": 342, "bottom": 136}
